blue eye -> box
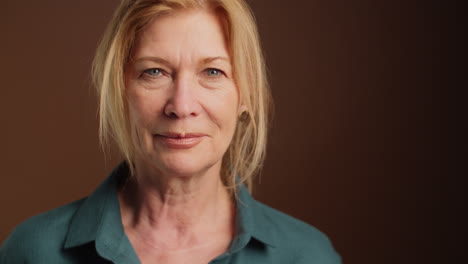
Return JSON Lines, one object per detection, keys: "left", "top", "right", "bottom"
{"left": 206, "top": 68, "right": 223, "bottom": 77}
{"left": 143, "top": 68, "right": 163, "bottom": 77}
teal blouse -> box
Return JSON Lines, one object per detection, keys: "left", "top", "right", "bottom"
{"left": 0, "top": 163, "right": 341, "bottom": 263}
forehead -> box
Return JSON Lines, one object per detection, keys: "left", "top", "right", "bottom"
{"left": 132, "top": 9, "right": 230, "bottom": 61}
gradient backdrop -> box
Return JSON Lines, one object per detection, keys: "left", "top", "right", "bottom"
{"left": 1, "top": 0, "right": 461, "bottom": 264}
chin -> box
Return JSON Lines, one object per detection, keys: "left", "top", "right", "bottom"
{"left": 151, "top": 152, "right": 220, "bottom": 178}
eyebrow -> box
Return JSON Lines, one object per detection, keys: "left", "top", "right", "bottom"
{"left": 133, "top": 56, "right": 171, "bottom": 66}
{"left": 201, "top": 56, "right": 230, "bottom": 64}
{"left": 132, "top": 56, "right": 230, "bottom": 66}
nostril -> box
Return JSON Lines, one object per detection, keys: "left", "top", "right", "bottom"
{"left": 164, "top": 109, "right": 178, "bottom": 118}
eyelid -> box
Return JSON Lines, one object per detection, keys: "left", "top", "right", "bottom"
{"left": 202, "top": 68, "right": 226, "bottom": 78}
{"left": 142, "top": 67, "right": 168, "bottom": 78}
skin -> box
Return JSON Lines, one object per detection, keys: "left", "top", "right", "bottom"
{"left": 120, "top": 9, "right": 244, "bottom": 264}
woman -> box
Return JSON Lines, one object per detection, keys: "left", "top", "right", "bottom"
{"left": 0, "top": 0, "right": 341, "bottom": 263}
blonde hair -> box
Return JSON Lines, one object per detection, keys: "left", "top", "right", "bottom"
{"left": 92, "top": 0, "right": 272, "bottom": 193}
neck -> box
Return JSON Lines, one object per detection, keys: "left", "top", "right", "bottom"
{"left": 118, "top": 161, "right": 235, "bottom": 250}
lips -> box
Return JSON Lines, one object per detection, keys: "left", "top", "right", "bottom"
{"left": 154, "top": 132, "right": 206, "bottom": 149}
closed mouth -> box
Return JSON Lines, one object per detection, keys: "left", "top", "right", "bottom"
{"left": 156, "top": 132, "right": 206, "bottom": 139}
{"left": 154, "top": 132, "right": 206, "bottom": 149}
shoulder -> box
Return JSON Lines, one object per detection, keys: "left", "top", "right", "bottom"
{"left": 0, "top": 198, "right": 86, "bottom": 263}
{"left": 256, "top": 201, "right": 342, "bottom": 263}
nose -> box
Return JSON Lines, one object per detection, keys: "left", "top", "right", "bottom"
{"left": 164, "top": 73, "right": 201, "bottom": 119}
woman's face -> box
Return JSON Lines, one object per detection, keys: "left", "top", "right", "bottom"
{"left": 125, "top": 10, "right": 241, "bottom": 178}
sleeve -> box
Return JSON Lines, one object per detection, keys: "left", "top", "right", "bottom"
{"left": 0, "top": 228, "right": 28, "bottom": 264}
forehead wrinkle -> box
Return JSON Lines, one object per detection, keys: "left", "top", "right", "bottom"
{"left": 133, "top": 10, "right": 230, "bottom": 68}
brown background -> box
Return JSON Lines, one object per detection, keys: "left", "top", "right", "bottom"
{"left": 1, "top": 0, "right": 462, "bottom": 263}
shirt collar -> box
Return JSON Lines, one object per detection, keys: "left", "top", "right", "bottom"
{"left": 63, "top": 162, "right": 276, "bottom": 259}
{"left": 64, "top": 162, "right": 139, "bottom": 263}
{"left": 235, "top": 184, "right": 277, "bottom": 248}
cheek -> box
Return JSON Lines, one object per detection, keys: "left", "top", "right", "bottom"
{"left": 127, "top": 94, "right": 165, "bottom": 156}
{"left": 203, "top": 90, "right": 239, "bottom": 136}
{"left": 128, "top": 92, "right": 163, "bottom": 130}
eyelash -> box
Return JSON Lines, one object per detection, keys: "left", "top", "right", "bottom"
{"left": 203, "top": 68, "right": 225, "bottom": 78}
{"left": 140, "top": 68, "right": 226, "bottom": 79}
{"left": 142, "top": 68, "right": 164, "bottom": 78}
